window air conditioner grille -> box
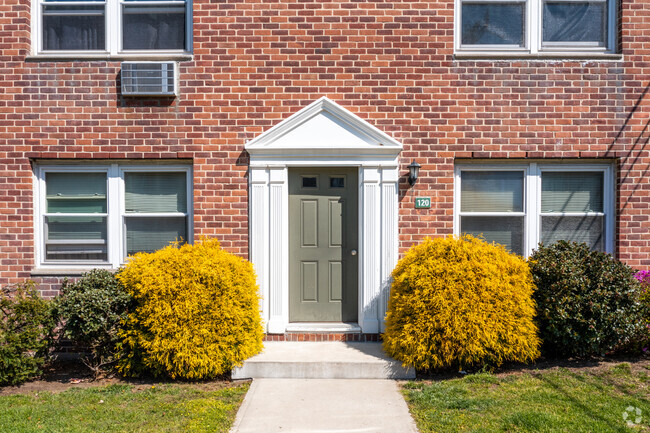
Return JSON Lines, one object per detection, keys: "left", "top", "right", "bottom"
{"left": 121, "top": 62, "right": 176, "bottom": 96}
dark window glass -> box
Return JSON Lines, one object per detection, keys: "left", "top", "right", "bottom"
{"left": 42, "top": 5, "right": 106, "bottom": 51}
{"left": 122, "top": 4, "right": 185, "bottom": 50}
{"left": 302, "top": 177, "right": 318, "bottom": 188}
{"left": 543, "top": 2, "right": 606, "bottom": 44}
{"left": 461, "top": 3, "right": 525, "bottom": 45}
{"left": 330, "top": 177, "right": 345, "bottom": 188}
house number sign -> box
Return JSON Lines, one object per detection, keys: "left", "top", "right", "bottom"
{"left": 415, "top": 197, "right": 431, "bottom": 209}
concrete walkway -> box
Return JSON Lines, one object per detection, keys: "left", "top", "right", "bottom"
{"left": 230, "top": 378, "right": 419, "bottom": 433}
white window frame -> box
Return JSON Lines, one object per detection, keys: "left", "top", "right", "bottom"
{"left": 454, "top": 0, "right": 617, "bottom": 57}
{"left": 32, "top": 0, "right": 193, "bottom": 58}
{"left": 34, "top": 162, "right": 193, "bottom": 270}
{"left": 454, "top": 162, "right": 614, "bottom": 257}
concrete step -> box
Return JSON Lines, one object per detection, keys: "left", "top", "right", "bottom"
{"left": 232, "top": 341, "right": 415, "bottom": 380}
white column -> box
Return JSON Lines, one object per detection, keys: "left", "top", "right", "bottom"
{"left": 360, "top": 166, "right": 381, "bottom": 333}
{"left": 379, "top": 167, "right": 399, "bottom": 332}
{"left": 267, "top": 167, "right": 288, "bottom": 333}
{"left": 249, "top": 167, "right": 269, "bottom": 330}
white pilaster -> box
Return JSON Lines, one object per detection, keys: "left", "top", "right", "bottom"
{"left": 249, "top": 167, "right": 269, "bottom": 328}
{"left": 267, "top": 167, "right": 289, "bottom": 333}
{"left": 360, "top": 167, "right": 381, "bottom": 333}
{"left": 379, "top": 167, "right": 399, "bottom": 332}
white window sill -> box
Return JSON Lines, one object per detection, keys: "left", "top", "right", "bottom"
{"left": 25, "top": 53, "right": 193, "bottom": 62}
{"left": 31, "top": 266, "right": 117, "bottom": 277}
{"left": 454, "top": 52, "right": 622, "bottom": 61}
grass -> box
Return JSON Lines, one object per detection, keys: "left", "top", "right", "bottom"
{"left": 0, "top": 382, "right": 248, "bottom": 433}
{"left": 403, "top": 363, "right": 650, "bottom": 433}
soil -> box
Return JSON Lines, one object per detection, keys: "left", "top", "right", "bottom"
{"left": 0, "top": 357, "right": 241, "bottom": 396}
{"left": 415, "top": 353, "right": 650, "bottom": 381}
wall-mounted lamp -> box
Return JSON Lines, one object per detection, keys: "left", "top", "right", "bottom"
{"left": 408, "top": 160, "right": 421, "bottom": 186}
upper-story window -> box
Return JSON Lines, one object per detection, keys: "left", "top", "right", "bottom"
{"left": 455, "top": 0, "right": 616, "bottom": 56}
{"left": 35, "top": 0, "right": 192, "bottom": 56}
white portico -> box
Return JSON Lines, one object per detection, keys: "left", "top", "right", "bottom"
{"left": 245, "top": 97, "right": 403, "bottom": 334}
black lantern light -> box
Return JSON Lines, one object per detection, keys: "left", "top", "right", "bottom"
{"left": 408, "top": 160, "right": 421, "bottom": 186}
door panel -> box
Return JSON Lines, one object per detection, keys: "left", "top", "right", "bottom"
{"left": 329, "top": 261, "right": 343, "bottom": 301}
{"left": 289, "top": 168, "right": 358, "bottom": 322}
{"left": 301, "top": 200, "right": 318, "bottom": 247}
{"left": 329, "top": 199, "right": 342, "bottom": 247}
{"left": 301, "top": 261, "right": 318, "bottom": 302}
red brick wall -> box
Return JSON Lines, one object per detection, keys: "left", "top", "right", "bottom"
{"left": 2, "top": 0, "right": 650, "bottom": 295}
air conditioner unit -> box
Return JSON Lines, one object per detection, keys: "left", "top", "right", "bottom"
{"left": 121, "top": 62, "right": 176, "bottom": 96}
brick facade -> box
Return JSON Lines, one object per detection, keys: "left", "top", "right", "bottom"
{"left": 2, "top": 0, "right": 650, "bottom": 296}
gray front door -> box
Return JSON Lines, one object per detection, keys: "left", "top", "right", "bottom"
{"left": 288, "top": 167, "right": 358, "bottom": 322}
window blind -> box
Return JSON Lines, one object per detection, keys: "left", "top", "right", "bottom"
{"left": 460, "top": 216, "right": 524, "bottom": 255}
{"left": 461, "top": 171, "right": 524, "bottom": 212}
{"left": 46, "top": 172, "right": 107, "bottom": 213}
{"left": 541, "top": 215, "right": 603, "bottom": 250}
{"left": 541, "top": 172, "right": 603, "bottom": 213}
{"left": 125, "top": 217, "right": 186, "bottom": 255}
{"left": 46, "top": 216, "right": 107, "bottom": 240}
{"left": 124, "top": 172, "right": 187, "bottom": 213}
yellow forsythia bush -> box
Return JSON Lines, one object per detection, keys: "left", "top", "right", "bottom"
{"left": 383, "top": 235, "right": 540, "bottom": 371}
{"left": 116, "top": 239, "right": 263, "bottom": 379}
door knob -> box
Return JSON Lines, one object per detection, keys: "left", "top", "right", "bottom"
{"left": 351, "top": 250, "right": 357, "bottom": 256}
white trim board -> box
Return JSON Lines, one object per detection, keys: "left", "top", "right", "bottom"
{"left": 246, "top": 97, "right": 403, "bottom": 334}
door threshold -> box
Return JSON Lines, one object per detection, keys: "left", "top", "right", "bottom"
{"left": 285, "top": 322, "right": 361, "bottom": 333}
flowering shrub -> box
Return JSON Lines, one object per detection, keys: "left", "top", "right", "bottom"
{"left": 116, "top": 239, "right": 264, "bottom": 379}
{"left": 530, "top": 241, "right": 646, "bottom": 357}
{"left": 383, "top": 235, "right": 540, "bottom": 371}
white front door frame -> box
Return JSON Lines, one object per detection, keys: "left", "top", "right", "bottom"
{"left": 246, "top": 98, "right": 402, "bottom": 334}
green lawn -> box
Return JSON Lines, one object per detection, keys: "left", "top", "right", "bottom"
{"left": 0, "top": 382, "right": 248, "bottom": 433}
{"left": 403, "top": 362, "right": 650, "bottom": 433}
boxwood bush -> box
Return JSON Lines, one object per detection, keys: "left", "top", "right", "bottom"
{"left": 383, "top": 235, "right": 540, "bottom": 371}
{"left": 116, "top": 239, "right": 264, "bottom": 379}
{"left": 529, "top": 241, "right": 646, "bottom": 357}
{"left": 0, "top": 282, "right": 55, "bottom": 386}
{"left": 56, "top": 269, "right": 132, "bottom": 375}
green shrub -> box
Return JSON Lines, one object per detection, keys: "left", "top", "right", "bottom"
{"left": 383, "top": 235, "right": 540, "bottom": 371}
{"left": 633, "top": 271, "right": 650, "bottom": 353}
{"left": 56, "top": 269, "right": 132, "bottom": 376}
{"left": 0, "top": 282, "right": 56, "bottom": 386}
{"left": 529, "top": 241, "right": 646, "bottom": 357}
{"left": 116, "top": 239, "right": 264, "bottom": 379}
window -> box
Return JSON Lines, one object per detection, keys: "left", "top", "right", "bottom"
{"left": 455, "top": 163, "right": 613, "bottom": 256}
{"left": 455, "top": 0, "right": 616, "bottom": 55}
{"left": 330, "top": 177, "right": 345, "bottom": 188}
{"left": 35, "top": 0, "right": 192, "bottom": 56}
{"left": 301, "top": 176, "right": 318, "bottom": 189}
{"left": 36, "top": 164, "right": 192, "bottom": 268}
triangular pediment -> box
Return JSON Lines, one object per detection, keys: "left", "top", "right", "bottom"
{"left": 245, "top": 97, "right": 402, "bottom": 157}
